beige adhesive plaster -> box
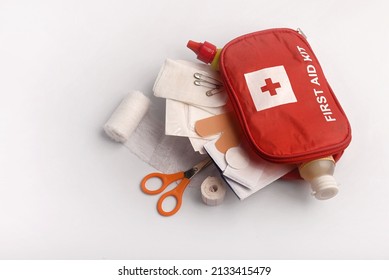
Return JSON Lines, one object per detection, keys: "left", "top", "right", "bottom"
{"left": 195, "top": 113, "right": 242, "bottom": 153}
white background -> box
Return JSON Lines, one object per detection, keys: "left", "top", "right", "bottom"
{"left": 0, "top": 0, "right": 388, "bottom": 260}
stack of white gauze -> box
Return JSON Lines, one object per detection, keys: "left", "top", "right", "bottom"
{"left": 153, "top": 59, "right": 227, "bottom": 154}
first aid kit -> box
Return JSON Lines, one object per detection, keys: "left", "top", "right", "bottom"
{"left": 188, "top": 28, "right": 352, "bottom": 200}
{"left": 104, "top": 27, "right": 352, "bottom": 216}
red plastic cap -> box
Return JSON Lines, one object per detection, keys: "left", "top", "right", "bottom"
{"left": 187, "top": 40, "right": 217, "bottom": 64}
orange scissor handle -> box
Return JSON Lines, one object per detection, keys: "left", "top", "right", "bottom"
{"left": 157, "top": 177, "right": 190, "bottom": 216}
{"left": 140, "top": 171, "right": 185, "bottom": 195}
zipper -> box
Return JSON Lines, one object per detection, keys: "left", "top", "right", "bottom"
{"left": 296, "top": 27, "right": 307, "bottom": 39}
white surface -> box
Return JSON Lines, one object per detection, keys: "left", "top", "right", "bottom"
{"left": 0, "top": 0, "right": 388, "bottom": 259}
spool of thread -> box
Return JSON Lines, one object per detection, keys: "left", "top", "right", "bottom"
{"left": 201, "top": 176, "right": 227, "bottom": 206}
{"left": 104, "top": 91, "right": 150, "bottom": 143}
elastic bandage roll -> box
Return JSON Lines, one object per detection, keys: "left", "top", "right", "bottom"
{"left": 201, "top": 176, "right": 227, "bottom": 206}
{"left": 104, "top": 91, "right": 150, "bottom": 143}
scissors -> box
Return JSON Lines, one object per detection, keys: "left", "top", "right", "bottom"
{"left": 140, "top": 158, "right": 212, "bottom": 216}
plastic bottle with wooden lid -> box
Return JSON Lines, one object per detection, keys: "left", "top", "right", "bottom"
{"left": 298, "top": 156, "right": 339, "bottom": 200}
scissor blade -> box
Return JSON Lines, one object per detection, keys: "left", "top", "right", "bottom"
{"left": 184, "top": 158, "right": 212, "bottom": 179}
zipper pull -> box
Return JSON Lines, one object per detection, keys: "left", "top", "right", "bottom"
{"left": 297, "top": 28, "right": 307, "bottom": 39}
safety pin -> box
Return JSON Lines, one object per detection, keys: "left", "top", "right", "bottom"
{"left": 193, "top": 73, "right": 223, "bottom": 88}
{"left": 205, "top": 88, "right": 225, "bottom": 97}
{"left": 193, "top": 72, "right": 224, "bottom": 96}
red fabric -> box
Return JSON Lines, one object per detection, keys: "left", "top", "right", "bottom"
{"left": 219, "top": 28, "right": 351, "bottom": 164}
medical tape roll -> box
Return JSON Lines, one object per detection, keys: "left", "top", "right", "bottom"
{"left": 104, "top": 91, "right": 150, "bottom": 143}
{"left": 201, "top": 176, "right": 227, "bottom": 206}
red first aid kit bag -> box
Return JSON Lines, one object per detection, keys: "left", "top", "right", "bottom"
{"left": 218, "top": 28, "right": 352, "bottom": 164}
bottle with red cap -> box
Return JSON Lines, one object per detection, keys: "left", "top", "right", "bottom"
{"left": 187, "top": 40, "right": 221, "bottom": 70}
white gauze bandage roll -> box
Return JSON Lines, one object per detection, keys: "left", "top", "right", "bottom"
{"left": 104, "top": 91, "right": 150, "bottom": 143}
{"left": 201, "top": 176, "right": 227, "bottom": 206}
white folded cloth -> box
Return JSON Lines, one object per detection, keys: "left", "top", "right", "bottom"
{"left": 153, "top": 59, "right": 227, "bottom": 108}
{"left": 156, "top": 59, "right": 227, "bottom": 153}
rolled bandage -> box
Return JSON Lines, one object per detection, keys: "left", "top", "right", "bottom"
{"left": 201, "top": 176, "right": 227, "bottom": 206}
{"left": 104, "top": 91, "right": 150, "bottom": 143}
